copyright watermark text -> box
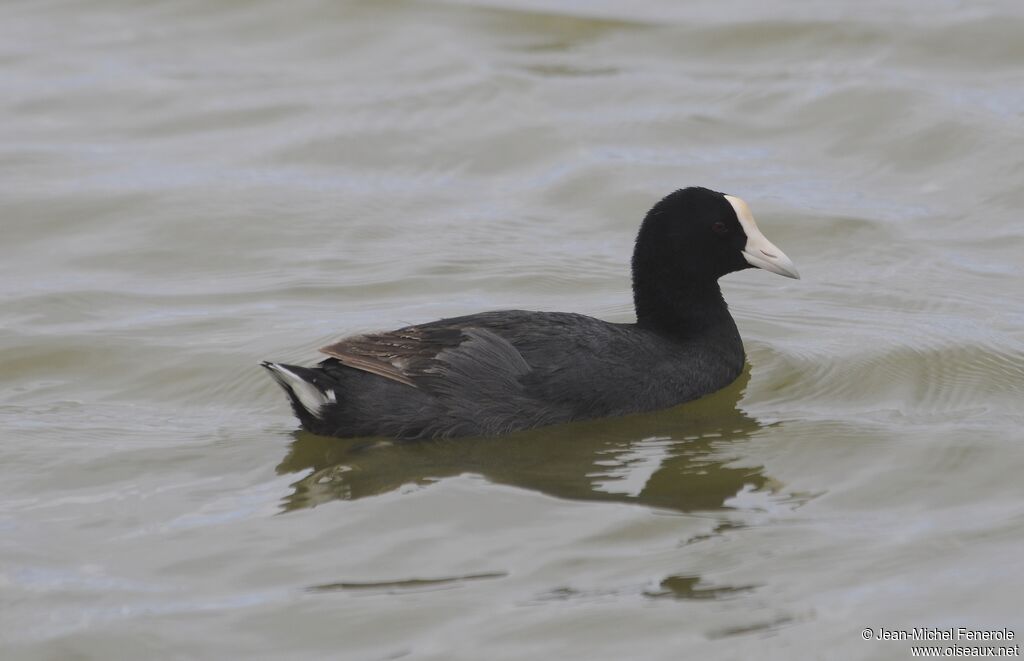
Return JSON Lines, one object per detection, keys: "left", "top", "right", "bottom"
{"left": 862, "top": 627, "right": 1019, "bottom": 657}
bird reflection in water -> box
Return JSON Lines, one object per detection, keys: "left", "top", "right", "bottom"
{"left": 275, "top": 366, "right": 786, "bottom": 516}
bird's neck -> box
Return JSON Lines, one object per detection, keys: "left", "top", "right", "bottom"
{"left": 633, "top": 277, "right": 738, "bottom": 340}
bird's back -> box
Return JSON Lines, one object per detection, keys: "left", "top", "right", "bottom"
{"left": 266, "top": 309, "right": 745, "bottom": 439}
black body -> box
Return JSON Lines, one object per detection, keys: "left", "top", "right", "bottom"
{"left": 265, "top": 187, "right": 762, "bottom": 439}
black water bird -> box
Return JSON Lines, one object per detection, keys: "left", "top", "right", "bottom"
{"left": 263, "top": 187, "right": 799, "bottom": 439}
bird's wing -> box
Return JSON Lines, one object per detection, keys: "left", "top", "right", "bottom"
{"left": 319, "top": 323, "right": 532, "bottom": 391}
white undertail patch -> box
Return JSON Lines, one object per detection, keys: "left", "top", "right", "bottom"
{"left": 264, "top": 363, "right": 329, "bottom": 419}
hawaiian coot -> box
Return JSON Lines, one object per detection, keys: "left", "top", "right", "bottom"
{"left": 263, "top": 187, "right": 799, "bottom": 439}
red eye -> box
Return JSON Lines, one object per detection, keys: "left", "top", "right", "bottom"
{"left": 712, "top": 221, "right": 729, "bottom": 235}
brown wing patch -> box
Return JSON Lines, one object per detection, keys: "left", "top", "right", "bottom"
{"left": 319, "top": 326, "right": 465, "bottom": 389}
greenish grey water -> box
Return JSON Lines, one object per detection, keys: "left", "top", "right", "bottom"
{"left": 2, "top": 1, "right": 1023, "bottom": 659}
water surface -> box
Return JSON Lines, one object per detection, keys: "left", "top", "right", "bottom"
{"left": 2, "top": 1, "right": 1023, "bottom": 659}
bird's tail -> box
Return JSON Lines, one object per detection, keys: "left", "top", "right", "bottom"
{"left": 261, "top": 361, "right": 337, "bottom": 425}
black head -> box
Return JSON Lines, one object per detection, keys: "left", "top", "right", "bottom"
{"left": 631, "top": 187, "right": 799, "bottom": 329}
